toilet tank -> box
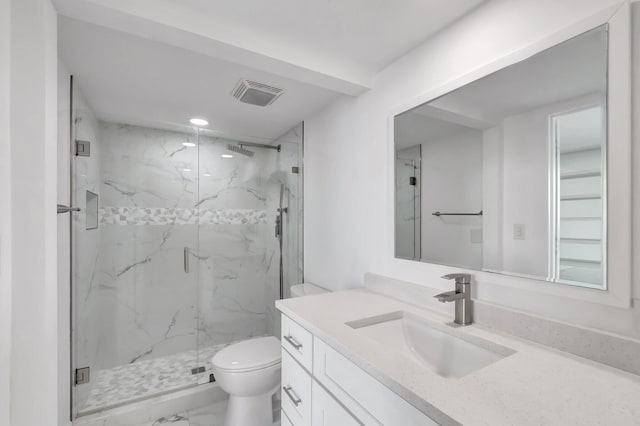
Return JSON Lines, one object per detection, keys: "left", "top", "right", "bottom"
{"left": 290, "top": 283, "right": 328, "bottom": 298}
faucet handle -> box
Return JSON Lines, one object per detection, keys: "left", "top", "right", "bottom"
{"left": 441, "top": 273, "right": 471, "bottom": 284}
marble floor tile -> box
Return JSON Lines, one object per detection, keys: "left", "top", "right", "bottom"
{"left": 150, "top": 413, "right": 190, "bottom": 426}
{"left": 98, "top": 403, "right": 228, "bottom": 426}
{"left": 187, "top": 400, "right": 228, "bottom": 426}
{"left": 101, "top": 411, "right": 191, "bottom": 426}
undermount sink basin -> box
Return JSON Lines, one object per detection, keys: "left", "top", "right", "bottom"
{"left": 346, "top": 311, "right": 515, "bottom": 378}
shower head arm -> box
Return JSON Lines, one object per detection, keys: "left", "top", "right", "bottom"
{"left": 238, "top": 142, "right": 281, "bottom": 152}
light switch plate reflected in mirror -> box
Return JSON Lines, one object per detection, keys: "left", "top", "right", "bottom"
{"left": 513, "top": 224, "right": 525, "bottom": 240}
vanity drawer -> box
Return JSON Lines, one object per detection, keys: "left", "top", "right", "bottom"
{"left": 281, "top": 314, "right": 313, "bottom": 371}
{"left": 313, "top": 338, "right": 437, "bottom": 426}
{"left": 282, "top": 349, "right": 312, "bottom": 426}
{"left": 312, "top": 380, "right": 360, "bottom": 426}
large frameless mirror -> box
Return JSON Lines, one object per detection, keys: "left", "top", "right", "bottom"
{"left": 394, "top": 25, "right": 608, "bottom": 289}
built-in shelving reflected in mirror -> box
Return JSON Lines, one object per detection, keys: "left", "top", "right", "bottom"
{"left": 394, "top": 25, "right": 607, "bottom": 289}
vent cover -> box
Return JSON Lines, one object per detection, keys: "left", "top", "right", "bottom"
{"left": 232, "top": 79, "right": 283, "bottom": 107}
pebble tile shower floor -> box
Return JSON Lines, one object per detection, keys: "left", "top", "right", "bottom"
{"left": 78, "top": 342, "right": 232, "bottom": 414}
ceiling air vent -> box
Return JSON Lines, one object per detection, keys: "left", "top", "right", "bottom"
{"left": 232, "top": 79, "right": 283, "bottom": 107}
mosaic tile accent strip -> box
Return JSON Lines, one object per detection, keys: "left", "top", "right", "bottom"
{"left": 78, "top": 341, "right": 240, "bottom": 414}
{"left": 99, "top": 207, "right": 268, "bottom": 226}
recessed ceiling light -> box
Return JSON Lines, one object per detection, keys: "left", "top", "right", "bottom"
{"left": 182, "top": 142, "right": 196, "bottom": 147}
{"left": 183, "top": 168, "right": 192, "bottom": 172}
{"left": 221, "top": 154, "right": 233, "bottom": 159}
{"left": 203, "top": 173, "right": 211, "bottom": 177}
{"left": 189, "top": 117, "right": 208, "bottom": 126}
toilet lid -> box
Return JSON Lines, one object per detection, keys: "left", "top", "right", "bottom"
{"left": 212, "top": 336, "right": 281, "bottom": 372}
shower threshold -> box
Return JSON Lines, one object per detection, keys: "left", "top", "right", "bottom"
{"left": 75, "top": 341, "right": 240, "bottom": 417}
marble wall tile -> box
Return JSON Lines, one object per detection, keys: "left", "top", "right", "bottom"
{"left": 95, "top": 223, "right": 199, "bottom": 369}
{"left": 99, "top": 123, "right": 199, "bottom": 209}
{"left": 93, "top": 125, "right": 204, "bottom": 369}
{"left": 72, "top": 119, "right": 303, "bottom": 416}
{"left": 74, "top": 121, "right": 303, "bottom": 377}
{"left": 196, "top": 223, "right": 270, "bottom": 348}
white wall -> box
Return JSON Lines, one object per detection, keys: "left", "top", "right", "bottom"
{"left": 57, "top": 61, "right": 72, "bottom": 425}
{"left": 500, "top": 110, "right": 550, "bottom": 277}
{"left": 7, "top": 0, "right": 61, "bottom": 425}
{"left": 501, "top": 94, "right": 604, "bottom": 279}
{"left": 0, "top": 0, "right": 12, "bottom": 425}
{"left": 305, "top": 0, "right": 640, "bottom": 338}
{"left": 420, "top": 130, "right": 483, "bottom": 269}
{"left": 481, "top": 126, "right": 503, "bottom": 272}
{"left": 632, "top": 1, "right": 640, "bottom": 306}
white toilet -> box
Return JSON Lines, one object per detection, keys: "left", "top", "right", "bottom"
{"left": 212, "top": 336, "right": 281, "bottom": 426}
{"left": 211, "top": 284, "right": 328, "bottom": 426}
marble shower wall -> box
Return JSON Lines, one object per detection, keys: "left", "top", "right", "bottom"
{"left": 195, "top": 136, "right": 272, "bottom": 353}
{"left": 94, "top": 123, "right": 200, "bottom": 370}
{"left": 76, "top": 121, "right": 302, "bottom": 372}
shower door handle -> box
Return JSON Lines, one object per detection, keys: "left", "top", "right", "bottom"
{"left": 57, "top": 204, "right": 81, "bottom": 214}
{"left": 183, "top": 247, "right": 189, "bottom": 273}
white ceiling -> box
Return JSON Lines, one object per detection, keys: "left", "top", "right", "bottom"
{"left": 174, "top": 0, "right": 486, "bottom": 77}
{"left": 59, "top": 17, "right": 341, "bottom": 141}
{"left": 395, "top": 113, "right": 473, "bottom": 149}
{"left": 395, "top": 25, "right": 607, "bottom": 147}
{"left": 55, "top": 0, "right": 484, "bottom": 140}
{"left": 426, "top": 25, "right": 607, "bottom": 124}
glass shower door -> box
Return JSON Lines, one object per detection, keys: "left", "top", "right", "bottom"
{"left": 195, "top": 124, "right": 303, "bottom": 375}
{"left": 71, "top": 80, "right": 202, "bottom": 416}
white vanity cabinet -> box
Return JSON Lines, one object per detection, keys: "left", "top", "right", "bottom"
{"left": 311, "top": 381, "right": 360, "bottom": 426}
{"left": 280, "top": 314, "right": 438, "bottom": 426}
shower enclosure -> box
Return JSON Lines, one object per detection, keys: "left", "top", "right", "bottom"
{"left": 68, "top": 79, "right": 303, "bottom": 418}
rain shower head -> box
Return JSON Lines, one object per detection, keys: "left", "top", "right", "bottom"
{"left": 227, "top": 142, "right": 281, "bottom": 157}
{"left": 227, "top": 144, "right": 254, "bottom": 157}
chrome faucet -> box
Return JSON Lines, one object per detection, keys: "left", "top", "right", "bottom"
{"left": 434, "top": 273, "right": 472, "bottom": 325}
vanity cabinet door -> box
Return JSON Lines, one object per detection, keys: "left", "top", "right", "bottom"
{"left": 312, "top": 381, "right": 361, "bottom": 426}
{"left": 282, "top": 349, "right": 312, "bottom": 426}
{"left": 282, "top": 410, "right": 294, "bottom": 426}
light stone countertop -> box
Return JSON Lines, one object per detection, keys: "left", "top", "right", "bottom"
{"left": 275, "top": 289, "right": 640, "bottom": 426}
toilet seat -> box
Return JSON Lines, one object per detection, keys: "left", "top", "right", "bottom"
{"left": 212, "top": 336, "right": 281, "bottom": 373}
